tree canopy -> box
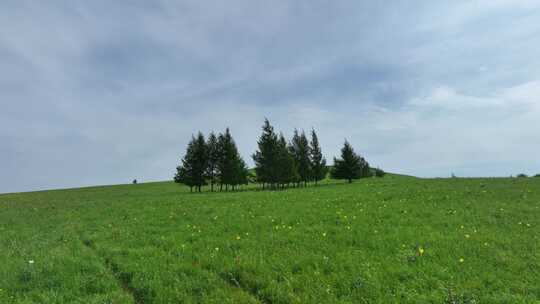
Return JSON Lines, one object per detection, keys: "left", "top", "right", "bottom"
{"left": 252, "top": 119, "right": 280, "bottom": 189}
{"left": 310, "top": 129, "right": 327, "bottom": 184}
{"left": 175, "top": 120, "right": 380, "bottom": 192}
{"left": 290, "top": 129, "right": 311, "bottom": 186}
{"left": 174, "top": 132, "right": 208, "bottom": 192}
{"left": 331, "top": 140, "right": 371, "bottom": 183}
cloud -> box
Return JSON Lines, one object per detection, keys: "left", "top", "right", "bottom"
{"left": 1, "top": 1, "right": 540, "bottom": 193}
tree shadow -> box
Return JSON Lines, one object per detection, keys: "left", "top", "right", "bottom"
{"left": 177, "top": 179, "right": 373, "bottom": 194}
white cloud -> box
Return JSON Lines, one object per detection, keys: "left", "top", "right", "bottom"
{"left": 1, "top": 1, "right": 540, "bottom": 192}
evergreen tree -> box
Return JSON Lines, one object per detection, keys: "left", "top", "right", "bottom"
{"left": 331, "top": 140, "right": 363, "bottom": 183}
{"left": 217, "top": 128, "right": 248, "bottom": 191}
{"left": 374, "top": 167, "right": 385, "bottom": 177}
{"left": 360, "top": 157, "right": 372, "bottom": 178}
{"left": 206, "top": 132, "right": 220, "bottom": 192}
{"left": 175, "top": 132, "right": 208, "bottom": 192}
{"left": 309, "top": 129, "right": 327, "bottom": 185}
{"left": 286, "top": 141, "right": 301, "bottom": 186}
{"left": 277, "top": 134, "right": 299, "bottom": 188}
{"left": 290, "top": 129, "right": 311, "bottom": 186}
{"left": 253, "top": 119, "right": 280, "bottom": 189}
{"left": 217, "top": 129, "right": 232, "bottom": 191}
{"left": 232, "top": 156, "right": 249, "bottom": 189}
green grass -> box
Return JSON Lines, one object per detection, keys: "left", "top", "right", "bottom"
{"left": 1, "top": 175, "right": 539, "bottom": 303}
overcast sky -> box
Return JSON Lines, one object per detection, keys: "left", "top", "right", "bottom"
{"left": 1, "top": 1, "right": 539, "bottom": 193}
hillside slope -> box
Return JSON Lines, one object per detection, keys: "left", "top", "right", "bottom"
{"left": 1, "top": 176, "right": 539, "bottom": 303}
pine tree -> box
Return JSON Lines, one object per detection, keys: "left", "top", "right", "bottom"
{"left": 206, "top": 132, "right": 220, "bottom": 192}
{"left": 290, "top": 129, "right": 311, "bottom": 187}
{"left": 360, "top": 157, "right": 372, "bottom": 178}
{"left": 174, "top": 137, "right": 195, "bottom": 192}
{"left": 331, "top": 140, "right": 363, "bottom": 183}
{"left": 228, "top": 130, "right": 249, "bottom": 190}
{"left": 217, "top": 128, "right": 248, "bottom": 191}
{"left": 277, "top": 133, "right": 298, "bottom": 188}
{"left": 253, "top": 119, "right": 280, "bottom": 189}
{"left": 232, "top": 156, "right": 249, "bottom": 190}
{"left": 310, "top": 129, "right": 327, "bottom": 185}
{"left": 217, "top": 129, "right": 232, "bottom": 191}
{"left": 374, "top": 167, "right": 385, "bottom": 177}
{"left": 287, "top": 141, "right": 301, "bottom": 187}
{"left": 175, "top": 132, "right": 208, "bottom": 192}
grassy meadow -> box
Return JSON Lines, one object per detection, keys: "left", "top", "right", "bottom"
{"left": 1, "top": 175, "right": 539, "bottom": 303}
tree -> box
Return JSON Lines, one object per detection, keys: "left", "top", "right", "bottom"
{"left": 206, "top": 132, "right": 220, "bottom": 192}
{"left": 360, "top": 157, "right": 372, "bottom": 178}
{"left": 331, "top": 140, "right": 364, "bottom": 183}
{"left": 310, "top": 129, "right": 327, "bottom": 185}
{"left": 217, "top": 128, "right": 248, "bottom": 191}
{"left": 374, "top": 167, "right": 385, "bottom": 177}
{"left": 232, "top": 156, "right": 249, "bottom": 189}
{"left": 277, "top": 133, "right": 299, "bottom": 188}
{"left": 175, "top": 132, "right": 208, "bottom": 192}
{"left": 253, "top": 119, "right": 280, "bottom": 189}
{"left": 290, "top": 129, "right": 311, "bottom": 186}
{"left": 217, "top": 129, "right": 233, "bottom": 191}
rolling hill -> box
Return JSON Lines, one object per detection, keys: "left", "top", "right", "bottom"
{"left": 1, "top": 175, "right": 539, "bottom": 303}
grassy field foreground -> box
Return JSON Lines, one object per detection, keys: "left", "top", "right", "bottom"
{"left": 1, "top": 175, "right": 539, "bottom": 303}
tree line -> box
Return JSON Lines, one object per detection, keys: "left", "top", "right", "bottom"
{"left": 175, "top": 119, "right": 382, "bottom": 192}
{"left": 174, "top": 128, "right": 249, "bottom": 192}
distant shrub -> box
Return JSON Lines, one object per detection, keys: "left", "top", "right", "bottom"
{"left": 534, "top": 174, "right": 540, "bottom": 178}
{"left": 374, "top": 168, "right": 385, "bottom": 178}
{"left": 517, "top": 173, "right": 528, "bottom": 178}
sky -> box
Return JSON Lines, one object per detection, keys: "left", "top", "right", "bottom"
{"left": 1, "top": 1, "right": 540, "bottom": 193}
